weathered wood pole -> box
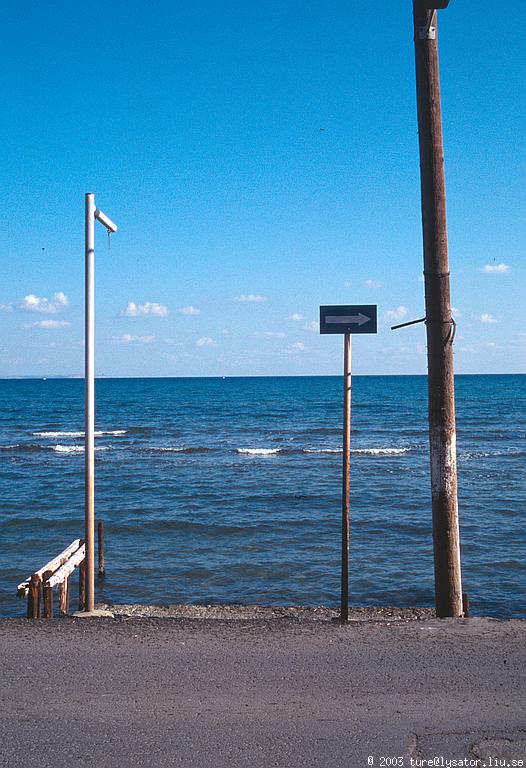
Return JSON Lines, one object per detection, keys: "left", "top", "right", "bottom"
{"left": 59, "top": 577, "right": 69, "bottom": 616}
{"left": 43, "top": 570, "right": 53, "bottom": 618}
{"left": 412, "top": 1, "right": 463, "bottom": 617}
{"left": 97, "top": 520, "right": 105, "bottom": 577}
{"left": 79, "top": 559, "right": 86, "bottom": 611}
{"left": 27, "top": 573, "right": 41, "bottom": 619}
{"left": 341, "top": 333, "right": 352, "bottom": 622}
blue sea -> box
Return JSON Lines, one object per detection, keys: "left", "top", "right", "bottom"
{"left": 0, "top": 375, "right": 524, "bottom": 619}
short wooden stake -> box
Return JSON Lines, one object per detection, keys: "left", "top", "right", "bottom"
{"left": 97, "top": 520, "right": 105, "bottom": 577}
{"left": 27, "top": 573, "right": 41, "bottom": 619}
{"left": 65, "top": 575, "right": 70, "bottom": 614}
{"left": 79, "top": 560, "right": 86, "bottom": 611}
{"left": 462, "top": 592, "right": 470, "bottom": 618}
{"left": 43, "top": 570, "right": 53, "bottom": 618}
{"left": 59, "top": 577, "right": 69, "bottom": 616}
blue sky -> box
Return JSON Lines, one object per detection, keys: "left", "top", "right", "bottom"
{"left": 1, "top": 0, "right": 524, "bottom": 377}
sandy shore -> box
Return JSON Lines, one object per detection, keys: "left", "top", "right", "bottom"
{"left": 2, "top": 606, "right": 525, "bottom": 767}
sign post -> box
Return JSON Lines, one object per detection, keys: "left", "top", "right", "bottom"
{"left": 320, "top": 304, "right": 377, "bottom": 622}
{"left": 84, "top": 193, "right": 117, "bottom": 612}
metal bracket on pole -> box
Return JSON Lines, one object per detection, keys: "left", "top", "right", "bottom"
{"left": 419, "top": 24, "right": 436, "bottom": 40}
{"left": 418, "top": 9, "right": 437, "bottom": 40}
{"left": 391, "top": 316, "right": 427, "bottom": 331}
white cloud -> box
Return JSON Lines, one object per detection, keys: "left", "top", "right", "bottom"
{"left": 115, "top": 334, "right": 155, "bottom": 344}
{"left": 365, "top": 279, "right": 382, "bottom": 289}
{"left": 221, "top": 328, "right": 231, "bottom": 336}
{"left": 234, "top": 294, "right": 267, "bottom": 303}
{"left": 480, "top": 313, "right": 498, "bottom": 324}
{"left": 23, "top": 320, "right": 71, "bottom": 329}
{"left": 196, "top": 336, "right": 216, "bottom": 347}
{"left": 481, "top": 264, "right": 510, "bottom": 274}
{"left": 263, "top": 331, "right": 286, "bottom": 338}
{"left": 286, "top": 341, "right": 306, "bottom": 353}
{"left": 177, "top": 306, "right": 200, "bottom": 315}
{"left": 385, "top": 306, "right": 409, "bottom": 322}
{"left": 451, "top": 307, "right": 462, "bottom": 318}
{"left": 343, "top": 281, "right": 352, "bottom": 288}
{"left": 303, "top": 321, "right": 319, "bottom": 332}
{"left": 0, "top": 303, "right": 13, "bottom": 312}
{"left": 287, "top": 313, "right": 304, "bottom": 321}
{"left": 121, "top": 301, "right": 169, "bottom": 317}
{"left": 20, "top": 292, "right": 69, "bottom": 313}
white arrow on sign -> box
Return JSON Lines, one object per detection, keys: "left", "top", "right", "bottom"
{"left": 326, "top": 312, "right": 370, "bottom": 326}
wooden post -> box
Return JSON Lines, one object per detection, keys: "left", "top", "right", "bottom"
{"left": 79, "top": 560, "right": 86, "bottom": 611}
{"left": 59, "top": 577, "right": 69, "bottom": 616}
{"left": 412, "top": 2, "right": 463, "bottom": 618}
{"left": 341, "top": 333, "right": 352, "bottom": 623}
{"left": 43, "top": 570, "right": 53, "bottom": 618}
{"left": 27, "top": 573, "right": 41, "bottom": 619}
{"left": 97, "top": 520, "right": 105, "bottom": 577}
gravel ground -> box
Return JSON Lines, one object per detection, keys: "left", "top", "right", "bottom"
{"left": 102, "top": 602, "right": 436, "bottom": 622}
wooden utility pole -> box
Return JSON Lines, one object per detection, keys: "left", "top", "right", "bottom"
{"left": 412, "top": 0, "right": 463, "bottom": 617}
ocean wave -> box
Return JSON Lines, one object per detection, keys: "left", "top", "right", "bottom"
{"left": 33, "top": 430, "right": 127, "bottom": 437}
{"left": 460, "top": 449, "right": 526, "bottom": 460}
{"left": 53, "top": 445, "right": 110, "bottom": 453}
{"left": 304, "top": 447, "right": 411, "bottom": 456}
{"left": 236, "top": 448, "right": 282, "bottom": 456}
{"left": 353, "top": 447, "right": 411, "bottom": 456}
{"left": 149, "top": 446, "right": 212, "bottom": 454}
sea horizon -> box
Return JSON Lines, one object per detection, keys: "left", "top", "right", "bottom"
{"left": 1, "top": 372, "right": 525, "bottom": 380}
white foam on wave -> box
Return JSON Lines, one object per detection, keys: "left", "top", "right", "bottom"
{"left": 53, "top": 445, "right": 110, "bottom": 453}
{"left": 461, "top": 448, "right": 525, "bottom": 460}
{"left": 34, "top": 430, "right": 127, "bottom": 438}
{"left": 236, "top": 448, "right": 282, "bottom": 456}
{"left": 305, "top": 447, "right": 411, "bottom": 456}
{"left": 353, "top": 447, "right": 411, "bottom": 456}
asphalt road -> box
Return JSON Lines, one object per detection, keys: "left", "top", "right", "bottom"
{"left": 1, "top": 616, "right": 525, "bottom": 767}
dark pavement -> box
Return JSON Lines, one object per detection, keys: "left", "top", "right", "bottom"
{"left": 1, "top": 616, "right": 525, "bottom": 767}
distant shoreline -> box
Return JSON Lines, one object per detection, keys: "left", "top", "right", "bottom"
{"left": 1, "top": 372, "right": 525, "bottom": 381}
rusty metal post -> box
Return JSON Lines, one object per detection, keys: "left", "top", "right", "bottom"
{"left": 97, "top": 520, "right": 105, "bottom": 577}
{"left": 27, "top": 573, "right": 41, "bottom": 619}
{"left": 341, "top": 333, "right": 352, "bottom": 622}
{"left": 413, "top": 1, "right": 463, "bottom": 617}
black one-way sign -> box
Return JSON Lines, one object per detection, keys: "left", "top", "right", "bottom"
{"left": 319, "top": 304, "right": 377, "bottom": 335}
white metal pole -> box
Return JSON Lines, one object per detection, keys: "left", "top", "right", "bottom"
{"left": 84, "top": 192, "right": 95, "bottom": 612}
